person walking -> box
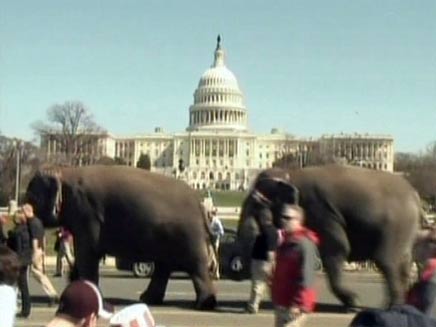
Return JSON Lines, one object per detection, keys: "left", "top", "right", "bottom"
{"left": 246, "top": 206, "right": 279, "bottom": 314}
{"left": 7, "top": 210, "right": 33, "bottom": 318}
{"left": 23, "top": 203, "right": 58, "bottom": 305}
{"left": 54, "top": 227, "right": 74, "bottom": 277}
{"left": 407, "top": 227, "right": 436, "bottom": 318}
{"left": 209, "top": 208, "right": 224, "bottom": 253}
{"left": 271, "top": 205, "right": 319, "bottom": 327}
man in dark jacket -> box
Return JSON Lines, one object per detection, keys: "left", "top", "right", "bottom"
{"left": 23, "top": 203, "right": 58, "bottom": 305}
{"left": 246, "top": 206, "right": 279, "bottom": 314}
{"left": 7, "top": 210, "right": 33, "bottom": 318}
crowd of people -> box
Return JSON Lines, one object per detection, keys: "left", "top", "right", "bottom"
{"left": 1, "top": 199, "right": 436, "bottom": 327}
{"left": 1, "top": 203, "right": 59, "bottom": 318}
{"left": 0, "top": 202, "right": 162, "bottom": 327}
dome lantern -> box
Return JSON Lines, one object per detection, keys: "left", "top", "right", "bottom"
{"left": 213, "top": 34, "right": 225, "bottom": 67}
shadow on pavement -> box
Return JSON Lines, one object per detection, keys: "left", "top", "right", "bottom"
{"left": 29, "top": 295, "right": 57, "bottom": 307}
{"left": 99, "top": 298, "right": 351, "bottom": 314}
{"left": 44, "top": 295, "right": 356, "bottom": 315}
{"left": 316, "top": 303, "right": 350, "bottom": 313}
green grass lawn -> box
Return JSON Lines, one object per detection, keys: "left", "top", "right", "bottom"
{"left": 199, "top": 190, "right": 247, "bottom": 207}
{"left": 222, "top": 219, "right": 239, "bottom": 230}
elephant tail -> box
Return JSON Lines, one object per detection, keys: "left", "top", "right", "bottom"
{"left": 200, "top": 203, "right": 220, "bottom": 280}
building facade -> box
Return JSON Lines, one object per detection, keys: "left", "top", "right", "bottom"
{"left": 41, "top": 36, "right": 394, "bottom": 190}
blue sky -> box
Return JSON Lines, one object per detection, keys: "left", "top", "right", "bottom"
{"left": 1, "top": 0, "right": 435, "bottom": 153}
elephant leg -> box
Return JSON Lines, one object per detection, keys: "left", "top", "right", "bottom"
{"left": 72, "top": 247, "right": 100, "bottom": 285}
{"left": 374, "top": 258, "right": 403, "bottom": 307}
{"left": 319, "top": 219, "right": 358, "bottom": 309}
{"left": 140, "top": 263, "right": 171, "bottom": 305}
{"left": 323, "top": 254, "right": 358, "bottom": 309}
{"left": 374, "top": 226, "right": 414, "bottom": 307}
{"left": 190, "top": 264, "right": 217, "bottom": 310}
{"left": 399, "top": 252, "right": 413, "bottom": 289}
{"left": 69, "top": 265, "right": 79, "bottom": 281}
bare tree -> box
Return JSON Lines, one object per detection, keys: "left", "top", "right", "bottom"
{"left": 33, "top": 101, "right": 105, "bottom": 165}
{"left": 273, "top": 146, "right": 335, "bottom": 170}
{"left": 395, "top": 145, "right": 436, "bottom": 210}
{"left": 0, "top": 136, "right": 40, "bottom": 205}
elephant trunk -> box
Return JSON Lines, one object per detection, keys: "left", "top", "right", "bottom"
{"left": 236, "top": 207, "right": 259, "bottom": 259}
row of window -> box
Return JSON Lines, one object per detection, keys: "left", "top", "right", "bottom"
{"left": 190, "top": 110, "right": 245, "bottom": 125}
{"left": 199, "top": 77, "right": 229, "bottom": 86}
{"left": 188, "top": 171, "right": 241, "bottom": 181}
{"left": 359, "top": 162, "right": 389, "bottom": 170}
{"left": 194, "top": 93, "right": 242, "bottom": 104}
{"left": 194, "top": 159, "right": 233, "bottom": 167}
{"left": 191, "top": 182, "right": 231, "bottom": 191}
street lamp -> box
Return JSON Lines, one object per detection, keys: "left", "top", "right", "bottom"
{"left": 14, "top": 140, "right": 23, "bottom": 204}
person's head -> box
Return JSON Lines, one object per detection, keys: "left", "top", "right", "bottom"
{"left": 0, "top": 245, "right": 20, "bottom": 286}
{"left": 281, "top": 205, "right": 305, "bottom": 233}
{"left": 47, "top": 280, "right": 113, "bottom": 327}
{"left": 22, "top": 203, "right": 34, "bottom": 219}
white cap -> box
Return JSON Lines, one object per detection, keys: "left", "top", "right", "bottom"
{"left": 109, "top": 304, "right": 156, "bottom": 327}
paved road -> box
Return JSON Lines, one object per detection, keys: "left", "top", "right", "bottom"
{"left": 16, "top": 267, "right": 387, "bottom": 327}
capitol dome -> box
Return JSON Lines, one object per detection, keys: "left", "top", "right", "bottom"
{"left": 187, "top": 35, "right": 248, "bottom": 132}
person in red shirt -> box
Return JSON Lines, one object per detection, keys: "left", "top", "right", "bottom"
{"left": 271, "top": 204, "right": 319, "bottom": 327}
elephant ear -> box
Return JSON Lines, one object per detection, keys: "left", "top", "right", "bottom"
{"left": 251, "top": 178, "right": 277, "bottom": 206}
{"left": 254, "top": 178, "right": 298, "bottom": 228}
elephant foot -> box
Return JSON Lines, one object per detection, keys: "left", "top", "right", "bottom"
{"left": 195, "top": 294, "right": 217, "bottom": 311}
{"left": 342, "top": 304, "right": 361, "bottom": 313}
{"left": 387, "top": 297, "right": 404, "bottom": 308}
{"left": 140, "top": 291, "right": 164, "bottom": 305}
{"left": 337, "top": 292, "right": 359, "bottom": 310}
{"left": 69, "top": 266, "right": 79, "bottom": 282}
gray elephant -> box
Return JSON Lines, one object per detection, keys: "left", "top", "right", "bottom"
{"left": 25, "top": 165, "right": 217, "bottom": 310}
{"left": 237, "top": 164, "right": 422, "bottom": 309}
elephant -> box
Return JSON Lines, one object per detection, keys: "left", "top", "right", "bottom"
{"left": 25, "top": 165, "right": 217, "bottom": 310}
{"left": 237, "top": 164, "right": 422, "bottom": 309}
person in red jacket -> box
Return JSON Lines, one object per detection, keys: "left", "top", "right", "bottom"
{"left": 407, "top": 227, "right": 436, "bottom": 318}
{"left": 271, "top": 204, "right": 319, "bottom": 327}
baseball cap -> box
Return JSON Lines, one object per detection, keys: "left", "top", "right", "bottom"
{"left": 56, "top": 280, "right": 114, "bottom": 320}
{"left": 109, "top": 304, "right": 158, "bottom": 327}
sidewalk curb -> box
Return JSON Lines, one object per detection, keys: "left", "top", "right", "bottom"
{"left": 44, "top": 256, "right": 116, "bottom": 267}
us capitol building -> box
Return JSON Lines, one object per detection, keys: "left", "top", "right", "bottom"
{"left": 42, "top": 36, "right": 394, "bottom": 191}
